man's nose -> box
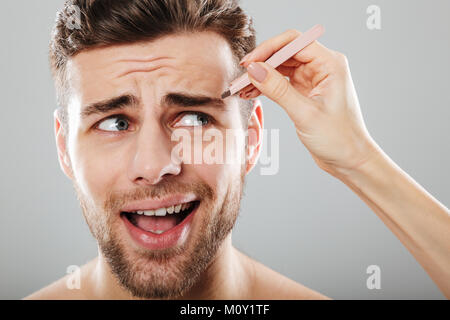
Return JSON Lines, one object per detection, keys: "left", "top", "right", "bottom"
{"left": 127, "top": 123, "right": 181, "bottom": 186}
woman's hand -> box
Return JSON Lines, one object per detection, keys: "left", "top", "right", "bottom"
{"left": 241, "top": 28, "right": 450, "bottom": 298}
{"left": 240, "top": 29, "right": 379, "bottom": 177}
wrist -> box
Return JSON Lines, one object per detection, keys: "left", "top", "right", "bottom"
{"left": 331, "top": 139, "right": 386, "bottom": 183}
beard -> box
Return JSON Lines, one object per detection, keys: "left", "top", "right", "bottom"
{"left": 73, "top": 167, "right": 245, "bottom": 299}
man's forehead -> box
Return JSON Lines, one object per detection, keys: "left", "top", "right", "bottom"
{"left": 69, "top": 32, "right": 237, "bottom": 83}
{"left": 65, "top": 32, "right": 239, "bottom": 111}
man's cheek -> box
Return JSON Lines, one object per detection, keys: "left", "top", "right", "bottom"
{"left": 193, "top": 163, "right": 230, "bottom": 195}
{"left": 73, "top": 148, "right": 120, "bottom": 199}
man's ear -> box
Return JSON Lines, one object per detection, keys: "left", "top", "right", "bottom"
{"left": 54, "top": 109, "right": 73, "bottom": 180}
{"left": 245, "top": 99, "right": 263, "bottom": 174}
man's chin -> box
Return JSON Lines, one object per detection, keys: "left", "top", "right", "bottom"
{"left": 99, "top": 230, "right": 198, "bottom": 299}
{"left": 97, "top": 205, "right": 212, "bottom": 299}
{"left": 100, "top": 208, "right": 236, "bottom": 299}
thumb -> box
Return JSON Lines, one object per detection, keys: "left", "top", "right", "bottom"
{"left": 246, "top": 62, "right": 312, "bottom": 123}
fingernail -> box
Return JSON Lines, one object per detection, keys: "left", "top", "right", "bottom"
{"left": 247, "top": 62, "right": 267, "bottom": 83}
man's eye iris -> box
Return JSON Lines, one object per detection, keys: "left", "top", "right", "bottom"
{"left": 98, "top": 117, "right": 129, "bottom": 132}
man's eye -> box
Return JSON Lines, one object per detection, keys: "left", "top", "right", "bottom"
{"left": 174, "top": 112, "right": 210, "bottom": 127}
{"left": 97, "top": 116, "right": 129, "bottom": 132}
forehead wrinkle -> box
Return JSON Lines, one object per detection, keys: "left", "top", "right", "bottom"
{"left": 115, "top": 56, "right": 175, "bottom": 63}
{"left": 114, "top": 56, "right": 179, "bottom": 78}
{"left": 88, "top": 44, "right": 235, "bottom": 99}
{"left": 116, "top": 64, "right": 176, "bottom": 78}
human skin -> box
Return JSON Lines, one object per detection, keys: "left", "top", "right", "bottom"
{"left": 25, "top": 31, "right": 327, "bottom": 300}
{"left": 240, "top": 29, "right": 450, "bottom": 298}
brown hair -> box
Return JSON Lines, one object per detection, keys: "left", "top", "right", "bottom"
{"left": 49, "top": 0, "right": 256, "bottom": 131}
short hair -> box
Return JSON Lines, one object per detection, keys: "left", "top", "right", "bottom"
{"left": 49, "top": 0, "right": 257, "bottom": 132}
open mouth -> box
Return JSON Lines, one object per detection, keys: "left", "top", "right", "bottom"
{"left": 121, "top": 200, "right": 200, "bottom": 235}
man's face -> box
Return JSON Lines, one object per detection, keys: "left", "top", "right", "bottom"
{"left": 55, "top": 32, "right": 262, "bottom": 299}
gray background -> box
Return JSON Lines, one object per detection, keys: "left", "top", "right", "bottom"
{"left": 0, "top": 0, "right": 448, "bottom": 299}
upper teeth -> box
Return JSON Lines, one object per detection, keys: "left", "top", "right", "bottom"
{"left": 132, "top": 202, "right": 193, "bottom": 216}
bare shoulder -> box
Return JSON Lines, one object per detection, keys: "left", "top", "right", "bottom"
{"left": 24, "top": 275, "right": 85, "bottom": 300}
{"left": 236, "top": 249, "right": 330, "bottom": 300}
{"left": 24, "top": 260, "right": 96, "bottom": 300}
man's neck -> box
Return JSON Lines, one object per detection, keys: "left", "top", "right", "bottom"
{"left": 86, "top": 234, "right": 252, "bottom": 299}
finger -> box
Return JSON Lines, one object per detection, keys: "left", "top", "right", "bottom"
{"left": 245, "top": 87, "right": 261, "bottom": 99}
{"left": 240, "top": 29, "right": 302, "bottom": 67}
{"left": 291, "top": 40, "right": 333, "bottom": 64}
{"left": 246, "top": 62, "right": 313, "bottom": 124}
{"left": 240, "top": 28, "right": 333, "bottom": 67}
{"left": 239, "top": 84, "right": 256, "bottom": 97}
{"left": 280, "top": 57, "right": 302, "bottom": 67}
{"left": 242, "top": 66, "right": 298, "bottom": 97}
{"left": 240, "top": 86, "right": 260, "bottom": 100}
{"left": 276, "top": 65, "right": 295, "bottom": 78}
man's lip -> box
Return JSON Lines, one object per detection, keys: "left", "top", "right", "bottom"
{"left": 121, "top": 201, "right": 199, "bottom": 250}
{"left": 121, "top": 194, "right": 198, "bottom": 212}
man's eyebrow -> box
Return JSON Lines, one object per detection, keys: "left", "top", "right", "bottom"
{"left": 81, "top": 94, "right": 139, "bottom": 119}
{"left": 80, "top": 92, "right": 225, "bottom": 119}
{"left": 162, "top": 92, "right": 226, "bottom": 109}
